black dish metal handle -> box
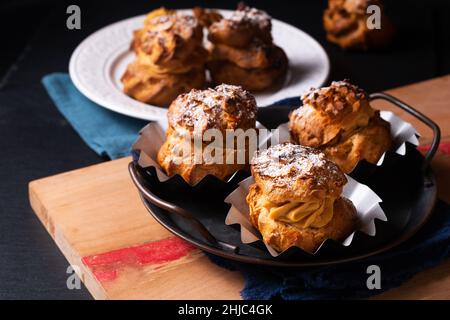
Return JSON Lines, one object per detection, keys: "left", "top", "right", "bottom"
{"left": 369, "top": 92, "right": 441, "bottom": 170}
{"left": 128, "top": 162, "right": 238, "bottom": 253}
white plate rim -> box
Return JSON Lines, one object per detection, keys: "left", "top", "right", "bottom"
{"left": 69, "top": 9, "right": 330, "bottom": 123}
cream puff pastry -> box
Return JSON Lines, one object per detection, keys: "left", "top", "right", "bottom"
{"left": 122, "top": 8, "right": 207, "bottom": 106}
{"left": 199, "top": 4, "right": 288, "bottom": 91}
{"left": 247, "top": 143, "right": 357, "bottom": 253}
{"left": 289, "top": 80, "right": 392, "bottom": 173}
{"left": 157, "top": 84, "right": 257, "bottom": 185}
{"left": 323, "top": 0, "right": 394, "bottom": 50}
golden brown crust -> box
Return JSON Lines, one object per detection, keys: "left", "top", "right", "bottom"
{"left": 193, "top": 7, "right": 223, "bottom": 28}
{"left": 247, "top": 183, "right": 357, "bottom": 253}
{"left": 157, "top": 136, "right": 248, "bottom": 185}
{"left": 301, "top": 80, "right": 368, "bottom": 117}
{"left": 204, "top": 4, "right": 288, "bottom": 91}
{"left": 132, "top": 8, "right": 205, "bottom": 72}
{"left": 121, "top": 61, "right": 206, "bottom": 107}
{"left": 207, "top": 3, "right": 272, "bottom": 48}
{"left": 209, "top": 41, "right": 274, "bottom": 70}
{"left": 157, "top": 85, "right": 257, "bottom": 185}
{"left": 251, "top": 143, "right": 347, "bottom": 204}
{"left": 289, "top": 80, "right": 392, "bottom": 173}
{"left": 122, "top": 8, "right": 207, "bottom": 107}
{"left": 166, "top": 84, "right": 257, "bottom": 136}
{"left": 323, "top": 0, "right": 394, "bottom": 50}
{"left": 290, "top": 80, "right": 374, "bottom": 146}
{"left": 321, "top": 115, "right": 392, "bottom": 173}
{"left": 207, "top": 45, "right": 288, "bottom": 91}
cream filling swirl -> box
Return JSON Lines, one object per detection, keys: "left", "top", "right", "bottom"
{"left": 261, "top": 197, "right": 336, "bottom": 228}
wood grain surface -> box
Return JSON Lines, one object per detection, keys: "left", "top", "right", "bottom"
{"left": 29, "top": 75, "right": 450, "bottom": 299}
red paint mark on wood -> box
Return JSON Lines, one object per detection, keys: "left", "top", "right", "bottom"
{"left": 91, "top": 269, "right": 117, "bottom": 282}
{"left": 82, "top": 236, "right": 197, "bottom": 282}
{"left": 418, "top": 142, "right": 450, "bottom": 155}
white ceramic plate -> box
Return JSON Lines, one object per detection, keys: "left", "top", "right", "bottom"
{"left": 69, "top": 9, "right": 329, "bottom": 123}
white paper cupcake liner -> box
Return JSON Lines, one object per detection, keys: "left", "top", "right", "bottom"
{"left": 224, "top": 175, "right": 387, "bottom": 257}
{"left": 132, "top": 122, "right": 270, "bottom": 184}
{"left": 273, "top": 111, "right": 419, "bottom": 168}
{"left": 132, "top": 122, "right": 171, "bottom": 182}
{"left": 379, "top": 110, "right": 419, "bottom": 157}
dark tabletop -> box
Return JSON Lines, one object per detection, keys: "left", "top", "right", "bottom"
{"left": 0, "top": 0, "right": 449, "bottom": 299}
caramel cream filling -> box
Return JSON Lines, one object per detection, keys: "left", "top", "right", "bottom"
{"left": 261, "top": 196, "right": 336, "bottom": 228}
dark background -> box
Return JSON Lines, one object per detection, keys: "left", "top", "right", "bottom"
{"left": 0, "top": 0, "right": 449, "bottom": 299}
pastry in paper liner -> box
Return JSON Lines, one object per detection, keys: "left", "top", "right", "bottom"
{"left": 224, "top": 175, "right": 386, "bottom": 257}
{"left": 276, "top": 110, "right": 419, "bottom": 171}
{"left": 131, "top": 122, "right": 272, "bottom": 187}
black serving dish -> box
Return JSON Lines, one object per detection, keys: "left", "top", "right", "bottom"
{"left": 129, "top": 93, "right": 441, "bottom": 267}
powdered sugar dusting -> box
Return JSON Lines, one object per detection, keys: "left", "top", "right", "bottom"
{"left": 252, "top": 143, "right": 346, "bottom": 188}
{"left": 228, "top": 6, "right": 271, "bottom": 29}
{"left": 168, "top": 84, "right": 257, "bottom": 136}
{"left": 148, "top": 12, "right": 198, "bottom": 30}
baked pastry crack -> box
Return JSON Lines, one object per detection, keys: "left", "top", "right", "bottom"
{"left": 196, "top": 3, "right": 288, "bottom": 91}
{"left": 289, "top": 80, "right": 392, "bottom": 173}
{"left": 247, "top": 143, "right": 357, "bottom": 253}
{"left": 323, "top": 0, "right": 394, "bottom": 50}
{"left": 122, "top": 8, "right": 207, "bottom": 106}
{"left": 157, "top": 84, "right": 257, "bottom": 185}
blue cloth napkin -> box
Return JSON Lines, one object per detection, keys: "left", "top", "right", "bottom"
{"left": 42, "top": 72, "right": 298, "bottom": 159}
{"left": 209, "top": 200, "right": 450, "bottom": 299}
{"left": 42, "top": 73, "right": 147, "bottom": 159}
{"left": 42, "top": 72, "right": 450, "bottom": 300}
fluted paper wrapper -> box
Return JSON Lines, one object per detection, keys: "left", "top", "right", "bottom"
{"left": 132, "top": 122, "right": 170, "bottom": 182}
{"left": 224, "top": 175, "right": 387, "bottom": 257}
{"left": 275, "top": 111, "right": 419, "bottom": 167}
{"left": 377, "top": 111, "right": 420, "bottom": 163}
{"left": 132, "top": 122, "right": 271, "bottom": 184}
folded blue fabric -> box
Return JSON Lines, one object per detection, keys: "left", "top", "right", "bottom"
{"left": 42, "top": 72, "right": 450, "bottom": 300}
{"left": 42, "top": 72, "right": 298, "bottom": 159}
{"left": 42, "top": 73, "right": 147, "bottom": 159}
{"left": 209, "top": 200, "right": 450, "bottom": 299}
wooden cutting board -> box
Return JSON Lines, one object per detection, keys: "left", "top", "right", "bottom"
{"left": 29, "top": 75, "right": 450, "bottom": 300}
